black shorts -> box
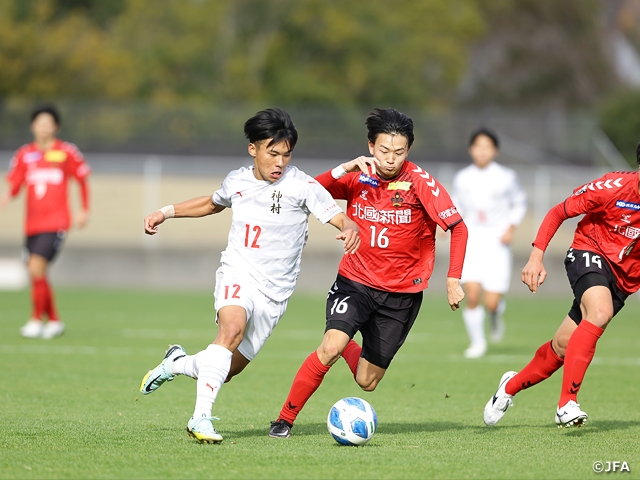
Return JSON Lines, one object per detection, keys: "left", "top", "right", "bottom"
{"left": 25, "top": 231, "right": 66, "bottom": 262}
{"left": 325, "top": 274, "right": 423, "bottom": 370}
{"left": 564, "top": 248, "right": 627, "bottom": 324}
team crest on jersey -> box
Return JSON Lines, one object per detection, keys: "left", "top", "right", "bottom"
{"left": 358, "top": 174, "right": 379, "bottom": 188}
{"left": 615, "top": 200, "right": 640, "bottom": 211}
{"left": 390, "top": 192, "right": 404, "bottom": 207}
{"left": 44, "top": 150, "right": 67, "bottom": 163}
{"left": 388, "top": 181, "right": 411, "bottom": 191}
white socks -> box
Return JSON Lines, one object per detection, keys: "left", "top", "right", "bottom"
{"left": 193, "top": 344, "right": 232, "bottom": 418}
{"left": 170, "top": 354, "right": 198, "bottom": 379}
{"left": 463, "top": 306, "right": 486, "bottom": 348}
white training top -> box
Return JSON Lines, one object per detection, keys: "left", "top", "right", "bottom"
{"left": 212, "top": 165, "right": 342, "bottom": 301}
{"left": 452, "top": 162, "right": 527, "bottom": 238}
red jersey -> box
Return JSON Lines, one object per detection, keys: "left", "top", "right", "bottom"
{"left": 533, "top": 171, "right": 640, "bottom": 294}
{"left": 316, "top": 160, "right": 464, "bottom": 293}
{"left": 6, "top": 139, "right": 90, "bottom": 236}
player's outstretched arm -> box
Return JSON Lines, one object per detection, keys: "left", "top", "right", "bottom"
{"left": 144, "top": 195, "right": 225, "bottom": 235}
{"left": 521, "top": 247, "right": 546, "bottom": 293}
{"left": 328, "top": 213, "right": 360, "bottom": 254}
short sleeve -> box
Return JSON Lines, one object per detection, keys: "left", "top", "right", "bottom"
{"left": 211, "top": 173, "right": 234, "bottom": 208}
{"left": 65, "top": 143, "right": 91, "bottom": 180}
{"left": 302, "top": 176, "right": 342, "bottom": 224}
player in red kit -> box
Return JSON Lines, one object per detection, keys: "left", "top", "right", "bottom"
{"left": 1, "top": 106, "right": 90, "bottom": 339}
{"left": 269, "top": 108, "right": 468, "bottom": 438}
{"left": 484, "top": 148, "right": 640, "bottom": 428}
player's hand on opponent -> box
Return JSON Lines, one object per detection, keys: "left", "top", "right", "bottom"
{"left": 446, "top": 277, "right": 465, "bottom": 311}
{"left": 341, "top": 156, "right": 379, "bottom": 176}
{"left": 521, "top": 247, "right": 546, "bottom": 293}
{"left": 144, "top": 211, "right": 166, "bottom": 235}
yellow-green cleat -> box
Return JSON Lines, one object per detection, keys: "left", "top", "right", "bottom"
{"left": 139, "top": 344, "right": 186, "bottom": 395}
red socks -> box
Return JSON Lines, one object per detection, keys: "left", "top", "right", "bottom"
{"left": 278, "top": 351, "right": 330, "bottom": 425}
{"left": 342, "top": 339, "right": 362, "bottom": 377}
{"left": 558, "top": 320, "right": 603, "bottom": 407}
{"left": 31, "top": 278, "right": 59, "bottom": 321}
{"left": 505, "top": 341, "right": 564, "bottom": 396}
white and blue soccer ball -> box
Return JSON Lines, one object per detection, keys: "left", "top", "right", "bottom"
{"left": 327, "top": 397, "right": 377, "bottom": 446}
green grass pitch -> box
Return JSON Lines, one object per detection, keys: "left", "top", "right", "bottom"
{"left": 1, "top": 288, "right": 640, "bottom": 479}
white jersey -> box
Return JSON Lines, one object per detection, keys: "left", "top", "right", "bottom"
{"left": 212, "top": 165, "right": 342, "bottom": 301}
{"left": 452, "top": 162, "right": 526, "bottom": 240}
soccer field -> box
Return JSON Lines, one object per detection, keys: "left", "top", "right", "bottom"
{"left": 1, "top": 289, "right": 639, "bottom": 479}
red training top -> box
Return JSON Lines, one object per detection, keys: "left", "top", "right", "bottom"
{"left": 316, "top": 160, "right": 466, "bottom": 293}
{"left": 533, "top": 170, "right": 640, "bottom": 294}
{"left": 6, "top": 139, "right": 90, "bottom": 236}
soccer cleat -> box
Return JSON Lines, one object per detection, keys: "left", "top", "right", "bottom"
{"left": 464, "top": 342, "right": 487, "bottom": 359}
{"left": 483, "top": 370, "right": 518, "bottom": 426}
{"left": 269, "top": 419, "right": 293, "bottom": 438}
{"left": 139, "top": 344, "right": 186, "bottom": 395}
{"left": 20, "top": 319, "right": 43, "bottom": 338}
{"left": 489, "top": 316, "right": 505, "bottom": 344}
{"left": 187, "top": 415, "right": 223, "bottom": 444}
{"left": 41, "top": 321, "right": 65, "bottom": 339}
{"left": 555, "top": 400, "right": 588, "bottom": 428}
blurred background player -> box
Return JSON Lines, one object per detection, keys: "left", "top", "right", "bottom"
{"left": 1, "top": 105, "right": 90, "bottom": 339}
{"left": 451, "top": 128, "right": 526, "bottom": 359}
{"left": 138, "top": 108, "right": 359, "bottom": 444}
{"left": 269, "top": 108, "right": 468, "bottom": 438}
{"left": 484, "top": 146, "right": 640, "bottom": 428}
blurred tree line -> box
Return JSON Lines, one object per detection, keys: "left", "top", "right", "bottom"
{"left": 0, "top": 0, "right": 624, "bottom": 109}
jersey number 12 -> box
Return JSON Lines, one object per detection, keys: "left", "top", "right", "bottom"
{"left": 244, "top": 224, "right": 261, "bottom": 248}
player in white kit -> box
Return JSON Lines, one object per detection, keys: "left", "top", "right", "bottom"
{"left": 138, "top": 108, "right": 360, "bottom": 443}
{"left": 452, "top": 128, "right": 526, "bottom": 358}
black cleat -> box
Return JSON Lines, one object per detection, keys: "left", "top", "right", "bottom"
{"left": 269, "top": 419, "right": 293, "bottom": 438}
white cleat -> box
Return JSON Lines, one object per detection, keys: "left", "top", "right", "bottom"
{"left": 187, "top": 415, "right": 223, "bottom": 444}
{"left": 484, "top": 371, "right": 518, "bottom": 426}
{"left": 42, "top": 321, "right": 65, "bottom": 339}
{"left": 20, "top": 319, "right": 43, "bottom": 338}
{"left": 555, "top": 400, "right": 588, "bottom": 428}
{"left": 464, "top": 342, "right": 487, "bottom": 359}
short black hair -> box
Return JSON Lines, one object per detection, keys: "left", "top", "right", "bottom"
{"left": 365, "top": 108, "right": 414, "bottom": 148}
{"left": 469, "top": 127, "right": 499, "bottom": 148}
{"left": 244, "top": 107, "right": 298, "bottom": 150}
{"left": 636, "top": 142, "right": 640, "bottom": 166}
{"left": 31, "top": 105, "right": 61, "bottom": 126}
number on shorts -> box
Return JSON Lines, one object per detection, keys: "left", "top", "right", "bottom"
{"left": 369, "top": 226, "right": 389, "bottom": 248}
{"left": 330, "top": 296, "right": 350, "bottom": 315}
{"left": 244, "top": 224, "right": 261, "bottom": 248}
{"left": 224, "top": 284, "right": 241, "bottom": 299}
{"left": 582, "top": 252, "right": 602, "bottom": 269}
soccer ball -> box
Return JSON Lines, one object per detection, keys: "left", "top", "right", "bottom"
{"left": 327, "top": 397, "right": 377, "bottom": 446}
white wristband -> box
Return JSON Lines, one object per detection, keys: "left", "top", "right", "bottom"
{"left": 159, "top": 205, "right": 175, "bottom": 219}
{"left": 331, "top": 165, "right": 347, "bottom": 179}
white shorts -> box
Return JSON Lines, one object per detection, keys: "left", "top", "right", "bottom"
{"left": 213, "top": 266, "right": 288, "bottom": 361}
{"left": 460, "top": 235, "right": 512, "bottom": 294}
